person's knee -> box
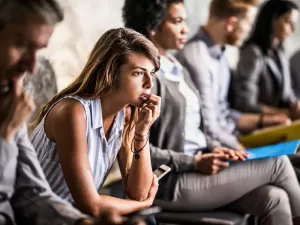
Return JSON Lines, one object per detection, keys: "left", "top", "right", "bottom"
{"left": 255, "top": 186, "right": 292, "bottom": 224}
{"left": 262, "top": 187, "right": 290, "bottom": 215}
{"left": 267, "top": 187, "right": 289, "bottom": 206}
{"left": 277, "top": 155, "right": 291, "bottom": 165}
{"left": 274, "top": 156, "right": 296, "bottom": 175}
{"left": 272, "top": 155, "right": 290, "bottom": 169}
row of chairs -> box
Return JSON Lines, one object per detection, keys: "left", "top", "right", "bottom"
{"left": 27, "top": 57, "right": 261, "bottom": 225}
{"left": 103, "top": 177, "right": 257, "bottom": 225}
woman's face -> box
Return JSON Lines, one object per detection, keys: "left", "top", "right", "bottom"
{"left": 116, "top": 53, "right": 156, "bottom": 107}
{"left": 151, "top": 2, "right": 189, "bottom": 51}
{"left": 273, "top": 9, "right": 299, "bottom": 42}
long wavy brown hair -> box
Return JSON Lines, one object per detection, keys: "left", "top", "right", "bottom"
{"left": 33, "top": 28, "right": 160, "bottom": 172}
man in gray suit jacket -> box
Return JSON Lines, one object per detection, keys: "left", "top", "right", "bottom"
{"left": 177, "top": 0, "right": 290, "bottom": 150}
{"left": 0, "top": 1, "right": 142, "bottom": 225}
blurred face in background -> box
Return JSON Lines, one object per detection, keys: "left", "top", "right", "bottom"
{"left": 273, "top": 9, "right": 299, "bottom": 42}
{"left": 0, "top": 14, "right": 53, "bottom": 121}
{"left": 150, "top": 2, "right": 189, "bottom": 53}
{"left": 226, "top": 6, "right": 257, "bottom": 46}
{"left": 0, "top": 14, "right": 53, "bottom": 87}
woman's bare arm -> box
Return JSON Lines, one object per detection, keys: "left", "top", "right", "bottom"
{"left": 45, "top": 99, "right": 157, "bottom": 216}
{"left": 118, "top": 96, "right": 160, "bottom": 201}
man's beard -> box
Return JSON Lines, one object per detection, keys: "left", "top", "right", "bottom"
{"left": 225, "top": 32, "right": 242, "bottom": 46}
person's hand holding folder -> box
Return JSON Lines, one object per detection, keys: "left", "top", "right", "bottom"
{"left": 194, "top": 147, "right": 248, "bottom": 175}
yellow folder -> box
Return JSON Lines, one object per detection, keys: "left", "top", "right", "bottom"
{"left": 239, "top": 120, "right": 300, "bottom": 149}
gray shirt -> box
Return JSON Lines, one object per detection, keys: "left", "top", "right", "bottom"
{"left": 0, "top": 125, "right": 86, "bottom": 225}
{"left": 177, "top": 27, "right": 242, "bottom": 150}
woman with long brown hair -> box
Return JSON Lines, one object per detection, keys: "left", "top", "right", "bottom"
{"left": 30, "top": 28, "right": 161, "bottom": 217}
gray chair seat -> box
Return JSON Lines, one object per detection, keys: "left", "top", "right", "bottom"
{"left": 103, "top": 181, "right": 254, "bottom": 225}
{"left": 155, "top": 211, "right": 250, "bottom": 225}
{"left": 154, "top": 200, "right": 252, "bottom": 225}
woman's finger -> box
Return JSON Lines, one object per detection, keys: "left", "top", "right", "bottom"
{"left": 213, "top": 158, "right": 230, "bottom": 168}
{"left": 236, "top": 151, "right": 248, "bottom": 161}
{"left": 146, "top": 94, "right": 161, "bottom": 105}
{"left": 211, "top": 165, "right": 220, "bottom": 174}
{"left": 145, "top": 103, "right": 160, "bottom": 120}
{"left": 139, "top": 106, "right": 152, "bottom": 123}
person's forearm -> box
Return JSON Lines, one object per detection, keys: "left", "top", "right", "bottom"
{"left": 237, "top": 113, "right": 260, "bottom": 133}
{"left": 261, "top": 106, "right": 289, "bottom": 116}
{"left": 126, "top": 141, "right": 153, "bottom": 201}
{"left": 97, "top": 195, "right": 150, "bottom": 216}
{"left": 150, "top": 144, "right": 196, "bottom": 173}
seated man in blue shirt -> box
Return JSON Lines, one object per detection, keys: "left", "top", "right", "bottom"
{"left": 176, "top": 0, "right": 290, "bottom": 151}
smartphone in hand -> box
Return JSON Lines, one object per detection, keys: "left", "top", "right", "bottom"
{"left": 153, "top": 164, "right": 171, "bottom": 181}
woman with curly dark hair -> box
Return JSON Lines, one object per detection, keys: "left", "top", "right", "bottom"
{"left": 123, "top": 0, "right": 300, "bottom": 224}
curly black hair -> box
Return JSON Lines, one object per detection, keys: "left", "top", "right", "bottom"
{"left": 123, "top": 0, "right": 183, "bottom": 37}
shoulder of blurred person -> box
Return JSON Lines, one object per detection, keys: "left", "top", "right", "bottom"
{"left": 0, "top": 1, "right": 98, "bottom": 225}
{"left": 176, "top": 29, "right": 213, "bottom": 73}
{"left": 236, "top": 43, "right": 265, "bottom": 82}
{"left": 24, "top": 57, "right": 58, "bottom": 133}
{"left": 290, "top": 49, "right": 300, "bottom": 99}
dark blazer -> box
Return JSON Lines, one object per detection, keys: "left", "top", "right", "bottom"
{"left": 150, "top": 70, "right": 203, "bottom": 201}
{"left": 234, "top": 44, "right": 297, "bottom": 113}
{"left": 290, "top": 49, "right": 300, "bottom": 99}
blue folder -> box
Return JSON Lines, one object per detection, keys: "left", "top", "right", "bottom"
{"left": 245, "top": 140, "right": 300, "bottom": 160}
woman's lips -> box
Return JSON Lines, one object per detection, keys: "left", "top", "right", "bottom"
{"left": 139, "top": 94, "right": 150, "bottom": 102}
{"left": 179, "top": 38, "right": 187, "bottom": 44}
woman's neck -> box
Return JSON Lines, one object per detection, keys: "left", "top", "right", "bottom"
{"left": 150, "top": 38, "right": 168, "bottom": 56}
{"left": 101, "top": 94, "right": 127, "bottom": 121}
{"left": 272, "top": 37, "right": 281, "bottom": 49}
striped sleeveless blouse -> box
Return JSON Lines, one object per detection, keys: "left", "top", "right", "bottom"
{"left": 30, "top": 96, "right": 125, "bottom": 203}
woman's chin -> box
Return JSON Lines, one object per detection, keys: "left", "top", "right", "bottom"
{"left": 129, "top": 101, "right": 143, "bottom": 108}
{"left": 177, "top": 43, "right": 185, "bottom": 50}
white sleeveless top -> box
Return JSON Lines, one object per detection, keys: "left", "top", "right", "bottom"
{"left": 30, "top": 96, "right": 125, "bottom": 203}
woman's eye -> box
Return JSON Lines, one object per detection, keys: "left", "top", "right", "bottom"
{"left": 133, "top": 71, "right": 143, "bottom": 76}
{"left": 172, "top": 19, "right": 183, "bottom": 24}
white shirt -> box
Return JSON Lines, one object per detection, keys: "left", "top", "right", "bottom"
{"left": 160, "top": 54, "right": 207, "bottom": 156}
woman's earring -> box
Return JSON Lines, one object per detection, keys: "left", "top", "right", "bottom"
{"left": 150, "top": 30, "right": 156, "bottom": 36}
